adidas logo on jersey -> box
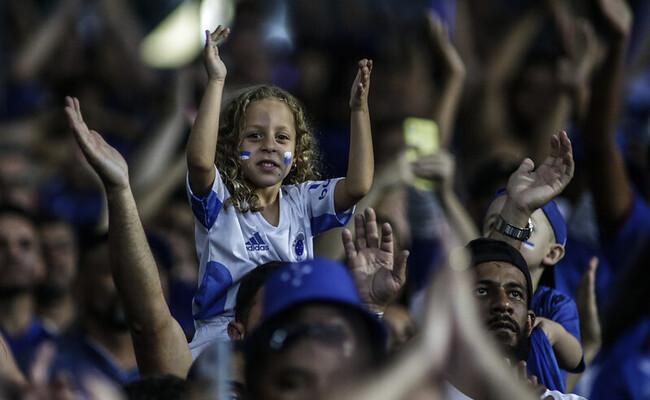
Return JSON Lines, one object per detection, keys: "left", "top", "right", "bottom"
{"left": 246, "top": 232, "right": 269, "bottom": 251}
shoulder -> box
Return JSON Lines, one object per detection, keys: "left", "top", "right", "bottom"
{"left": 533, "top": 286, "right": 574, "bottom": 310}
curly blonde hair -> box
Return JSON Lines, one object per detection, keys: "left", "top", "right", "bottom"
{"left": 216, "top": 85, "right": 321, "bottom": 212}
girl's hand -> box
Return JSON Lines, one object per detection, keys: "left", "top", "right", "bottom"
{"left": 349, "top": 59, "right": 373, "bottom": 111}
{"left": 204, "top": 25, "right": 230, "bottom": 82}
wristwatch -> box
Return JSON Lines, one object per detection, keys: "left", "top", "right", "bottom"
{"left": 493, "top": 215, "right": 532, "bottom": 241}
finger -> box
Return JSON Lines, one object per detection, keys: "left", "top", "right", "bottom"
{"left": 517, "top": 360, "right": 528, "bottom": 381}
{"left": 379, "top": 222, "right": 394, "bottom": 253}
{"left": 74, "top": 97, "right": 83, "bottom": 122}
{"left": 30, "top": 342, "right": 56, "bottom": 384}
{"left": 341, "top": 229, "right": 358, "bottom": 260}
{"left": 393, "top": 250, "right": 409, "bottom": 283}
{"left": 205, "top": 29, "right": 211, "bottom": 46}
{"left": 364, "top": 208, "right": 380, "bottom": 249}
{"left": 587, "top": 256, "right": 598, "bottom": 290}
{"left": 354, "top": 213, "right": 367, "bottom": 250}
{"left": 517, "top": 158, "right": 535, "bottom": 175}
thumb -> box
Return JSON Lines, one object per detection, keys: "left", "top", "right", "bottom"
{"left": 517, "top": 158, "right": 535, "bottom": 174}
{"left": 392, "top": 250, "right": 409, "bottom": 284}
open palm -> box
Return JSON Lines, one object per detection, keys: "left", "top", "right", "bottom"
{"left": 64, "top": 96, "right": 129, "bottom": 190}
{"left": 342, "top": 208, "right": 408, "bottom": 312}
{"left": 507, "top": 131, "right": 574, "bottom": 213}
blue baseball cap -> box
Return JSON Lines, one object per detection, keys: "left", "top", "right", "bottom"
{"left": 245, "top": 257, "right": 387, "bottom": 352}
{"left": 493, "top": 189, "right": 567, "bottom": 246}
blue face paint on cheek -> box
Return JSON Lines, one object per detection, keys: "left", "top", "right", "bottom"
{"left": 283, "top": 151, "right": 293, "bottom": 166}
{"left": 523, "top": 240, "right": 535, "bottom": 249}
{"left": 240, "top": 151, "right": 251, "bottom": 160}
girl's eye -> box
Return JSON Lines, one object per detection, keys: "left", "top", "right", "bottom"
{"left": 276, "top": 133, "right": 291, "bottom": 142}
{"left": 247, "top": 132, "right": 262, "bottom": 140}
{"left": 475, "top": 287, "right": 487, "bottom": 296}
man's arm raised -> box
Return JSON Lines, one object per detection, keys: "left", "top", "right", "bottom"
{"left": 64, "top": 97, "right": 192, "bottom": 377}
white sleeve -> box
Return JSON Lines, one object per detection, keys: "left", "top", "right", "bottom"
{"left": 186, "top": 165, "right": 228, "bottom": 229}
{"left": 298, "top": 177, "right": 355, "bottom": 236}
{"left": 541, "top": 390, "right": 588, "bottom": 400}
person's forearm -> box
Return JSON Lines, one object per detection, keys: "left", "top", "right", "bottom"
{"left": 583, "top": 38, "right": 633, "bottom": 233}
{"left": 13, "top": 3, "right": 71, "bottom": 81}
{"left": 132, "top": 110, "right": 185, "bottom": 192}
{"left": 435, "top": 69, "right": 465, "bottom": 148}
{"left": 530, "top": 94, "right": 572, "bottom": 163}
{"left": 438, "top": 187, "right": 479, "bottom": 244}
{"left": 548, "top": 325, "right": 583, "bottom": 370}
{"left": 339, "top": 108, "right": 374, "bottom": 206}
{"left": 106, "top": 186, "right": 191, "bottom": 376}
{"left": 349, "top": 109, "right": 374, "bottom": 195}
{"left": 485, "top": 8, "right": 543, "bottom": 84}
{"left": 186, "top": 80, "right": 224, "bottom": 194}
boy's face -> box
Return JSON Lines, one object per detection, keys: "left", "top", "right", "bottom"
{"left": 482, "top": 196, "right": 555, "bottom": 270}
{"left": 239, "top": 98, "right": 297, "bottom": 189}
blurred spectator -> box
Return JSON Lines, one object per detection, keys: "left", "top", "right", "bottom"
{"left": 0, "top": 205, "right": 50, "bottom": 374}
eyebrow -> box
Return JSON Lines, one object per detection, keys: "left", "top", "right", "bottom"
{"left": 245, "top": 124, "right": 294, "bottom": 132}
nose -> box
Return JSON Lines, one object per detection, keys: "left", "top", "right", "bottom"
{"left": 490, "top": 288, "right": 513, "bottom": 314}
{"left": 261, "top": 133, "right": 277, "bottom": 152}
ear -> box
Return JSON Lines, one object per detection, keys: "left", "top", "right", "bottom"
{"left": 228, "top": 321, "right": 246, "bottom": 341}
{"left": 526, "top": 311, "right": 536, "bottom": 337}
{"left": 542, "top": 243, "right": 565, "bottom": 267}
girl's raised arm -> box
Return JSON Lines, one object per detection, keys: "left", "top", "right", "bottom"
{"left": 186, "top": 26, "right": 230, "bottom": 196}
{"left": 335, "top": 59, "right": 374, "bottom": 212}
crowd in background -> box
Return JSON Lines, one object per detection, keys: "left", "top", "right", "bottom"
{"left": 1, "top": 0, "right": 650, "bottom": 398}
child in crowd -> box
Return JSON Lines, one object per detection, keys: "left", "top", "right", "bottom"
{"left": 185, "top": 26, "right": 375, "bottom": 355}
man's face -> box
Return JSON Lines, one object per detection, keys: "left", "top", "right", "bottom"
{"left": 483, "top": 196, "right": 555, "bottom": 270}
{"left": 40, "top": 221, "right": 78, "bottom": 289}
{"left": 0, "top": 214, "right": 43, "bottom": 290}
{"left": 255, "top": 304, "right": 374, "bottom": 400}
{"left": 473, "top": 261, "right": 534, "bottom": 361}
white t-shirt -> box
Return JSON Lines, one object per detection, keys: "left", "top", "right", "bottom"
{"left": 445, "top": 383, "right": 587, "bottom": 400}
{"left": 186, "top": 167, "right": 353, "bottom": 356}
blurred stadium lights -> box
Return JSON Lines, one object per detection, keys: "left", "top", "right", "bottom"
{"left": 263, "top": 0, "right": 293, "bottom": 53}
{"left": 140, "top": 0, "right": 235, "bottom": 69}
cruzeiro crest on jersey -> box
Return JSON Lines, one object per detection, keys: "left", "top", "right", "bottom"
{"left": 246, "top": 232, "right": 269, "bottom": 251}
{"left": 292, "top": 231, "right": 306, "bottom": 261}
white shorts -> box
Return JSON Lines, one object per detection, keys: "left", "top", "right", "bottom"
{"left": 189, "top": 314, "right": 233, "bottom": 360}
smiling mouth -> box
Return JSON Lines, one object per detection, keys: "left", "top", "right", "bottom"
{"left": 257, "top": 160, "right": 280, "bottom": 169}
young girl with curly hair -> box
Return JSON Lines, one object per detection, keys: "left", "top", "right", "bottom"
{"left": 185, "top": 26, "right": 375, "bottom": 353}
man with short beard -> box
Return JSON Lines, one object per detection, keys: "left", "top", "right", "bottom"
{"left": 48, "top": 238, "right": 138, "bottom": 392}
{"left": 467, "top": 238, "right": 537, "bottom": 364}
{"left": 0, "top": 205, "right": 50, "bottom": 374}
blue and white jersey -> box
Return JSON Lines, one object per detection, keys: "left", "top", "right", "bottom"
{"left": 186, "top": 167, "right": 354, "bottom": 354}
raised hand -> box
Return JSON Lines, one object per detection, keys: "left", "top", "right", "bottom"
{"left": 596, "top": 0, "right": 632, "bottom": 39}
{"left": 577, "top": 257, "right": 601, "bottom": 363}
{"left": 64, "top": 96, "right": 129, "bottom": 191}
{"left": 412, "top": 149, "right": 456, "bottom": 190}
{"left": 203, "top": 25, "right": 230, "bottom": 81}
{"left": 506, "top": 131, "right": 574, "bottom": 214}
{"left": 426, "top": 11, "right": 464, "bottom": 76}
{"left": 342, "top": 208, "right": 409, "bottom": 313}
{"left": 349, "top": 59, "right": 373, "bottom": 111}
